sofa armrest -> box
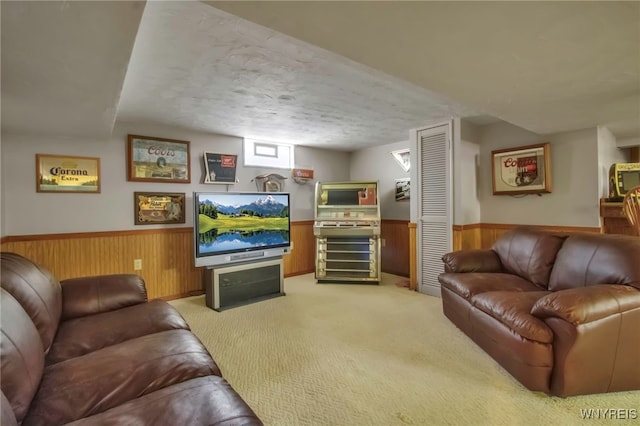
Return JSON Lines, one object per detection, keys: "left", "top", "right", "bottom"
{"left": 531, "top": 284, "right": 640, "bottom": 396}
{"left": 441, "top": 249, "right": 503, "bottom": 273}
{"left": 531, "top": 285, "right": 640, "bottom": 325}
{"left": 60, "top": 274, "right": 148, "bottom": 320}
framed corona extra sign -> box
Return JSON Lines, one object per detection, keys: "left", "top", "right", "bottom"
{"left": 127, "top": 135, "right": 191, "bottom": 183}
{"left": 491, "top": 143, "right": 552, "bottom": 195}
{"left": 36, "top": 154, "right": 100, "bottom": 193}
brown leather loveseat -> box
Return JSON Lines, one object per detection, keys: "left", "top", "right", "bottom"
{"left": 438, "top": 227, "right": 640, "bottom": 397}
{"left": 1, "top": 252, "right": 263, "bottom": 425}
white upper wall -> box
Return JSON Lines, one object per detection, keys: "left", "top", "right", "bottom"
{"left": 0, "top": 118, "right": 608, "bottom": 236}
{"left": 349, "top": 140, "right": 410, "bottom": 220}
{"left": 0, "top": 140, "right": 5, "bottom": 236}
{"left": 479, "top": 122, "right": 600, "bottom": 227}
{"left": 454, "top": 119, "right": 482, "bottom": 225}
{"left": 0, "top": 122, "right": 350, "bottom": 236}
{"left": 597, "top": 126, "right": 629, "bottom": 198}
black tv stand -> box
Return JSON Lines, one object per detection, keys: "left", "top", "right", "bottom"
{"left": 204, "top": 257, "right": 285, "bottom": 311}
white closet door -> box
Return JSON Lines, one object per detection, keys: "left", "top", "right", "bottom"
{"left": 417, "top": 123, "right": 452, "bottom": 297}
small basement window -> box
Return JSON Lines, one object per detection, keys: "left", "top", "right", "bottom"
{"left": 243, "top": 138, "right": 294, "bottom": 169}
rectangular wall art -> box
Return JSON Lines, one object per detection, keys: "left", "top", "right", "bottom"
{"left": 134, "top": 192, "right": 186, "bottom": 225}
{"left": 36, "top": 154, "right": 100, "bottom": 193}
{"left": 491, "top": 143, "right": 552, "bottom": 195}
{"left": 127, "top": 135, "right": 191, "bottom": 183}
{"left": 203, "top": 152, "right": 238, "bottom": 184}
{"left": 395, "top": 178, "right": 410, "bottom": 201}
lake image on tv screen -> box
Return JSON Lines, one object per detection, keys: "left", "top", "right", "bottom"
{"left": 198, "top": 194, "right": 290, "bottom": 255}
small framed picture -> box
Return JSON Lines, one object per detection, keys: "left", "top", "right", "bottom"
{"left": 395, "top": 178, "right": 410, "bottom": 201}
{"left": 203, "top": 152, "right": 238, "bottom": 184}
{"left": 491, "top": 143, "right": 552, "bottom": 195}
{"left": 36, "top": 154, "right": 100, "bottom": 193}
{"left": 134, "top": 192, "right": 186, "bottom": 225}
{"left": 127, "top": 135, "right": 190, "bottom": 183}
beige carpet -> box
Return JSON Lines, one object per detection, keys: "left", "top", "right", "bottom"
{"left": 170, "top": 273, "right": 639, "bottom": 426}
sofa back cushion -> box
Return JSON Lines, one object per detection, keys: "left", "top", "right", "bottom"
{"left": 1, "top": 253, "right": 61, "bottom": 353}
{"left": 548, "top": 233, "right": 640, "bottom": 291}
{"left": 492, "top": 227, "right": 566, "bottom": 289}
{"left": 1, "top": 288, "right": 45, "bottom": 424}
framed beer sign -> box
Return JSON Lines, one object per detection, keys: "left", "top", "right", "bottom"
{"left": 491, "top": 143, "right": 552, "bottom": 195}
{"left": 134, "top": 192, "right": 186, "bottom": 225}
{"left": 203, "top": 152, "right": 238, "bottom": 184}
{"left": 127, "top": 135, "right": 191, "bottom": 183}
{"left": 36, "top": 154, "right": 100, "bottom": 193}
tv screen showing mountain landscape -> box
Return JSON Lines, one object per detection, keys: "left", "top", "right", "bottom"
{"left": 196, "top": 192, "right": 290, "bottom": 257}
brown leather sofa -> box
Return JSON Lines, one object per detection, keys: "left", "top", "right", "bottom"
{"left": 438, "top": 227, "right": 640, "bottom": 397}
{"left": 0, "top": 252, "right": 263, "bottom": 425}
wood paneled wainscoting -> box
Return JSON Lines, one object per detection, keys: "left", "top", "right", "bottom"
{"left": 1, "top": 221, "right": 317, "bottom": 300}
{"left": 1, "top": 219, "right": 411, "bottom": 300}
{"left": 283, "top": 220, "right": 315, "bottom": 277}
{"left": 380, "top": 220, "right": 410, "bottom": 278}
{"left": 458, "top": 223, "right": 601, "bottom": 250}
{"left": 408, "top": 223, "right": 601, "bottom": 292}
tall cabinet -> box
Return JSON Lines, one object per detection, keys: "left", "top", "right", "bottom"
{"left": 314, "top": 181, "right": 381, "bottom": 283}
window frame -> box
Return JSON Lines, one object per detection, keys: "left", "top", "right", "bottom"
{"left": 243, "top": 138, "right": 294, "bottom": 170}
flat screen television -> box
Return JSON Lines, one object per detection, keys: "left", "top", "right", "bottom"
{"left": 193, "top": 192, "right": 291, "bottom": 267}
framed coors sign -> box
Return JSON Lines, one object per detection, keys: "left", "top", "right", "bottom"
{"left": 127, "top": 135, "right": 191, "bottom": 183}
{"left": 491, "top": 143, "right": 552, "bottom": 195}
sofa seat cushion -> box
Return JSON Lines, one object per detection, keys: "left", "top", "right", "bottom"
{"left": 439, "top": 272, "right": 541, "bottom": 301}
{"left": 46, "top": 299, "right": 190, "bottom": 365}
{"left": 23, "top": 329, "right": 221, "bottom": 426}
{"left": 471, "top": 291, "right": 553, "bottom": 343}
{"left": 66, "top": 376, "right": 263, "bottom": 426}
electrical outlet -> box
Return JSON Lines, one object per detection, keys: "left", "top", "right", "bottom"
{"left": 290, "top": 242, "right": 294, "bottom": 251}
{"left": 134, "top": 259, "right": 142, "bottom": 270}
{"left": 381, "top": 239, "right": 386, "bottom": 247}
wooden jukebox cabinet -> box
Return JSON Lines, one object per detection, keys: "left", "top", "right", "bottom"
{"left": 314, "top": 181, "right": 381, "bottom": 283}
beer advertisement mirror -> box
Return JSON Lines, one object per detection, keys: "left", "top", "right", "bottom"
{"left": 491, "top": 142, "right": 552, "bottom": 195}
{"left": 36, "top": 154, "right": 100, "bottom": 193}
{"left": 134, "top": 192, "right": 186, "bottom": 225}
{"left": 127, "top": 135, "right": 191, "bottom": 183}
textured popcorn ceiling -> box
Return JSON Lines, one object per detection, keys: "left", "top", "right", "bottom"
{"left": 2, "top": 1, "right": 638, "bottom": 149}
{"left": 210, "top": 1, "right": 640, "bottom": 147}
{"left": 116, "top": 1, "right": 481, "bottom": 150}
